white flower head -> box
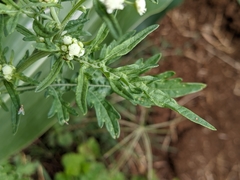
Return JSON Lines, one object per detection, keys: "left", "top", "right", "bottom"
{"left": 99, "top": 0, "right": 124, "bottom": 14}
{"left": 68, "top": 43, "right": 81, "bottom": 57}
{"left": 135, "top": 0, "right": 147, "bottom": 16}
{"left": 62, "top": 36, "right": 72, "bottom": 45}
{"left": 2, "top": 64, "right": 15, "bottom": 81}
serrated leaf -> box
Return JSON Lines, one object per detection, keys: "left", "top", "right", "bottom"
{"left": 93, "top": 0, "right": 122, "bottom": 39}
{"left": 76, "top": 65, "right": 88, "bottom": 115}
{"left": 35, "top": 59, "right": 64, "bottom": 92}
{"left": 104, "top": 24, "right": 159, "bottom": 63}
{"left": 150, "top": 79, "right": 206, "bottom": 98}
{"left": 88, "top": 90, "right": 120, "bottom": 138}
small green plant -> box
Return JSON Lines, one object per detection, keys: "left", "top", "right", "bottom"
{"left": 54, "top": 138, "right": 124, "bottom": 180}
{"left": 0, "top": 153, "right": 39, "bottom": 180}
{"left": 0, "top": 0, "right": 215, "bottom": 160}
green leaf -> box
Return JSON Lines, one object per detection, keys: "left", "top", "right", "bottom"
{"left": 104, "top": 24, "right": 159, "bottom": 63}
{"left": 111, "top": 54, "right": 161, "bottom": 77}
{"left": 108, "top": 78, "right": 133, "bottom": 101}
{"left": 3, "top": 80, "right": 21, "bottom": 134}
{"left": 34, "top": 42, "right": 60, "bottom": 52}
{"left": 5, "top": 12, "right": 20, "bottom": 35}
{"left": 35, "top": 59, "right": 64, "bottom": 92}
{"left": 11, "top": 102, "right": 20, "bottom": 134}
{"left": 76, "top": 65, "right": 88, "bottom": 115}
{"left": 16, "top": 24, "right": 35, "bottom": 37}
{"left": 88, "top": 23, "right": 109, "bottom": 52}
{"left": 32, "top": 20, "right": 58, "bottom": 38}
{"left": 48, "top": 88, "right": 69, "bottom": 125}
{"left": 150, "top": 0, "right": 159, "bottom": 3}
{"left": 93, "top": 0, "right": 122, "bottom": 39}
{"left": 64, "top": 18, "right": 88, "bottom": 34}
{"left": 0, "top": 96, "right": 9, "bottom": 111}
{"left": 16, "top": 73, "right": 38, "bottom": 85}
{"left": 150, "top": 78, "right": 206, "bottom": 98}
{"left": 88, "top": 90, "right": 120, "bottom": 138}
{"left": 146, "top": 88, "right": 216, "bottom": 130}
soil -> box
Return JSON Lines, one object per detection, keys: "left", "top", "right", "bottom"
{"left": 147, "top": 0, "right": 240, "bottom": 179}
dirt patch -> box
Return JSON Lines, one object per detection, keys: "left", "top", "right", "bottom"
{"left": 148, "top": 0, "right": 240, "bottom": 179}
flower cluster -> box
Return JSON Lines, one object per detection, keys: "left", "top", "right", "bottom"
{"left": 99, "top": 0, "right": 147, "bottom": 16}
{"left": 0, "top": 64, "right": 16, "bottom": 81}
{"left": 61, "top": 36, "right": 85, "bottom": 61}
{"left": 99, "top": 0, "right": 125, "bottom": 14}
{"left": 135, "top": 0, "right": 147, "bottom": 16}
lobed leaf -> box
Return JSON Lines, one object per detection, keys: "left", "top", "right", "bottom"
{"left": 88, "top": 90, "right": 120, "bottom": 138}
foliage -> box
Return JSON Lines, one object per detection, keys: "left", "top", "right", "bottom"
{"left": 0, "top": 153, "right": 39, "bottom": 180}
{"left": 54, "top": 138, "right": 123, "bottom": 180}
{"left": 0, "top": 0, "right": 215, "bottom": 161}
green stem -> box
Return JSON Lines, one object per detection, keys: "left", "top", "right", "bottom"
{"left": 54, "top": 0, "right": 86, "bottom": 40}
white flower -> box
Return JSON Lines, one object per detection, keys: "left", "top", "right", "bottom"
{"left": 68, "top": 43, "right": 81, "bottom": 57}
{"left": 99, "top": 0, "right": 124, "bottom": 14}
{"left": 62, "top": 36, "right": 72, "bottom": 45}
{"left": 2, "top": 64, "right": 15, "bottom": 81}
{"left": 135, "top": 0, "right": 147, "bottom": 16}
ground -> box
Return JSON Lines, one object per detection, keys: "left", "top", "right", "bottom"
{"left": 148, "top": 0, "right": 240, "bottom": 179}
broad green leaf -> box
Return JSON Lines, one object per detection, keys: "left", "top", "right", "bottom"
{"left": 76, "top": 65, "right": 88, "bottom": 115}
{"left": 150, "top": 78, "right": 206, "bottom": 98}
{"left": 93, "top": 0, "right": 122, "bottom": 39}
{"left": 146, "top": 88, "right": 216, "bottom": 130}
{"left": 88, "top": 90, "right": 120, "bottom": 138}
{"left": 64, "top": 18, "right": 88, "bottom": 34}
{"left": 104, "top": 24, "right": 159, "bottom": 63}
{"left": 35, "top": 59, "right": 64, "bottom": 92}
